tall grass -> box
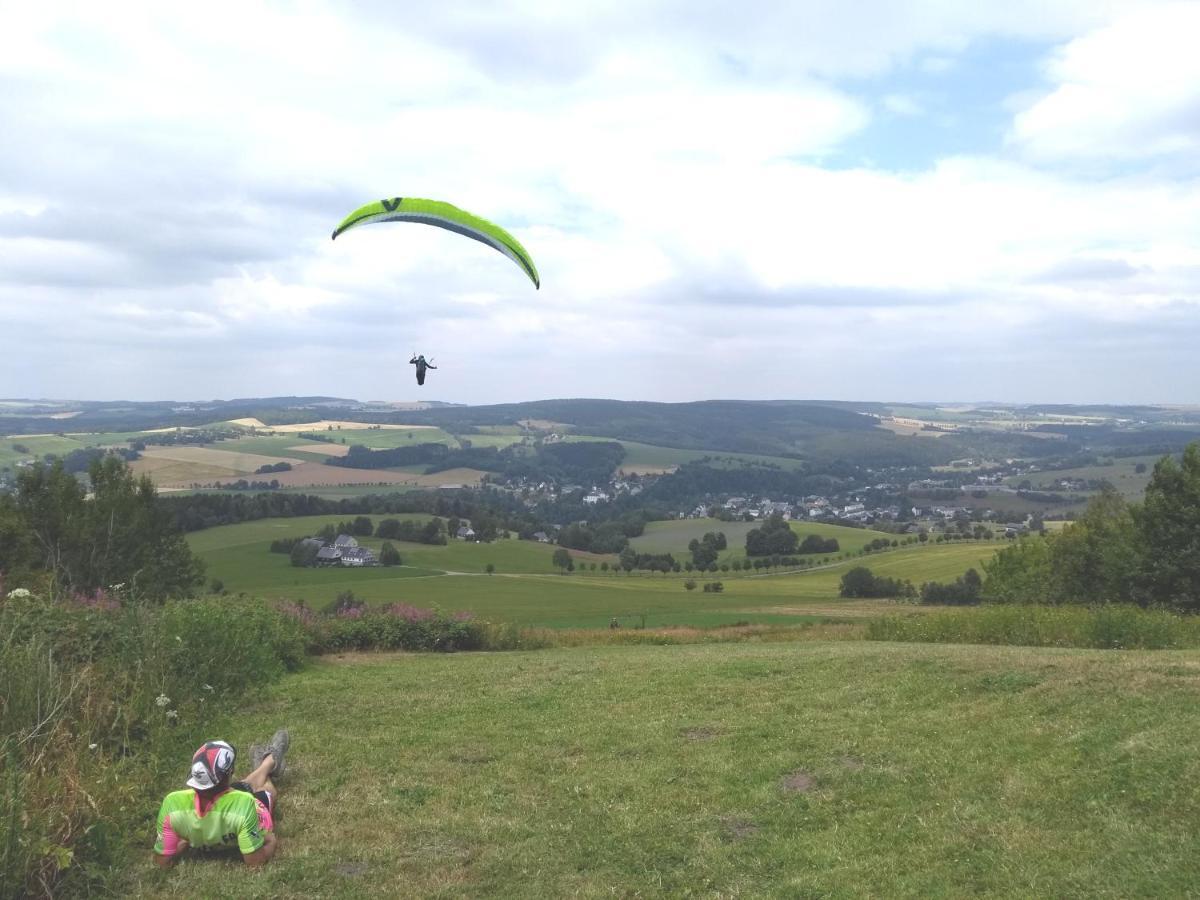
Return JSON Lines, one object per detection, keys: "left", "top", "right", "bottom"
{"left": 0, "top": 589, "right": 306, "bottom": 898}
{"left": 866, "top": 603, "right": 1200, "bottom": 650}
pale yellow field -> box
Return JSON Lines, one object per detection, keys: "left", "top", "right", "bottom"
{"left": 209, "top": 462, "right": 486, "bottom": 489}
{"left": 253, "top": 420, "right": 437, "bottom": 433}
{"left": 877, "top": 416, "right": 950, "bottom": 438}
{"left": 129, "top": 456, "right": 242, "bottom": 486}
{"left": 289, "top": 442, "right": 351, "bottom": 456}
{"left": 130, "top": 446, "right": 309, "bottom": 487}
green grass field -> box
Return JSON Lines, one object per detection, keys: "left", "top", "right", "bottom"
{"left": 131, "top": 641, "right": 1200, "bottom": 898}
{"left": 631, "top": 517, "right": 894, "bottom": 557}
{"left": 0, "top": 432, "right": 145, "bottom": 468}
{"left": 1006, "top": 454, "right": 1166, "bottom": 502}
{"left": 191, "top": 516, "right": 1000, "bottom": 627}
{"left": 562, "top": 435, "right": 808, "bottom": 472}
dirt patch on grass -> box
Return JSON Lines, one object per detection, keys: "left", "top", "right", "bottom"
{"left": 782, "top": 770, "right": 817, "bottom": 793}
{"left": 718, "top": 816, "right": 760, "bottom": 842}
{"left": 680, "top": 726, "right": 719, "bottom": 741}
{"left": 335, "top": 861, "right": 370, "bottom": 878}
{"left": 839, "top": 756, "right": 865, "bottom": 771}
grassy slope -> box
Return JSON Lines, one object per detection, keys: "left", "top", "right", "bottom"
{"left": 564, "top": 434, "right": 808, "bottom": 471}
{"left": 191, "top": 516, "right": 999, "bottom": 626}
{"left": 630, "top": 517, "right": 894, "bottom": 556}
{"left": 131, "top": 641, "right": 1200, "bottom": 898}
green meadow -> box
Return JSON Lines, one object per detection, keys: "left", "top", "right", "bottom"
{"left": 190, "top": 516, "right": 1000, "bottom": 627}
{"left": 131, "top": 641, "right": 1200, "bottom": 898}
{"left": 630, "top": 517, "right": 894, "bottom": 557}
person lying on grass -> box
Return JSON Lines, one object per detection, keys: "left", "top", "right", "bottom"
{"left": 152, "top": 730, "right": 289, "bottom": 868}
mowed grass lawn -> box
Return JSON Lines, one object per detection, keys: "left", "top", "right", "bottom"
{"left": 132, "top": 641, "right": 1200, "bottom": 898}
{"left": 191, "top": 515, "right": 1000, "bottom": 627}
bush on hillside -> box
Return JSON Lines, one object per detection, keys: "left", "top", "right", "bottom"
{"left": 292, "top": 602, "right": 483, "bottom": 653}
{"left": 840, "top": 567, "right": 916, "bottom": 600}
{"left": 866, "top": 603, "right": 1200, "bottom": 650}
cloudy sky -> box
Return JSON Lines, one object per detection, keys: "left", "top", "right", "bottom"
{"left": 1, "top": 1, "right": 1198, "bottom": 405}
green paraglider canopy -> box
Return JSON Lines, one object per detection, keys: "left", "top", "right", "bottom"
{"left": 332, "top": 197, "right": 540, "bottom": 289}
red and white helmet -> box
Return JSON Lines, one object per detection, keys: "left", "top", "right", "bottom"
{"left": 187, "top": 740, "right": 236, "bottom": 790}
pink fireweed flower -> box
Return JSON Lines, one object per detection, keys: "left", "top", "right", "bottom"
{"left": 385, "top": 603, "right": 435, "bottom": 622}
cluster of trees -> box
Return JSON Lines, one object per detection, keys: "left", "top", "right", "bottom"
{"left": 557, "top": 518, "right": 641, "bottom": 554}
{"left": 376, "top": 517, "right": 447, "bottom": 545}
{"left": 920, "top": 569, "right": 982, "bottom": 605}
{"left": 327, "top": 439, "right": 627, "bottom": 489}
{"left": 269, "top": 536, "right": 305, "bottom": 554}
{"left": 254, "top": 461, "right": 292, "bottom": 474}
{"left": 0, "top": 458, "right": 204, "bottom": 601}
{"left": 159, "top": 487, "right": 533, "bottom": 536}
{"left": 800, "top": 534, "right": 840, "bottom": 554}
{"left": 983, "top": 445, "right": 1200, "bottom": 611}
{"left": 688, "top": 531, "right": 727, "bottom": 568}
{"left": 55, "top": 446, "right": 141, "bottom": 474}
{"left": 745, "top": 515, "right": 798, "bottom": 556}
{"left": 221, "top": 479, "right": 282, "bottom": 491}
{"left": 839, "top": 567, "right": 916, "bottom": 599}
{"left": 618, "top": 548, "right": 678, "bottom": 573}
{"left": 136, "top": 427, "right": 242, "bottom": 446}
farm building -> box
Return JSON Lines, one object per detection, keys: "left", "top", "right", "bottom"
{"left": 339, "top": 547, "right": 378, "bottom": 567}
{"left": 456, "top": 526, "right": 476, "bottom": 540}
{"left": 315, "top": 546, "right": 342, "bottom": 566}
{"left": 333, "top": 534, "right": 358, "bottom": 549}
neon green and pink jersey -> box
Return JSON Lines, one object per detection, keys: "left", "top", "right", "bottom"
{"left": 153, "top": 788, "right": 272, "bottom": 857}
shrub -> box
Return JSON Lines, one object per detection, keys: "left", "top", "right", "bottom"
{"left": 306, "top": 604, "right": 483, "bottom": 653}
{"left": 866, "top": 604, "right": 1200, "bottom": 650}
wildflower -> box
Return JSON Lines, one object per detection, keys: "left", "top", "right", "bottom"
{"left": 165, "top": 710, "right": 179, "bottom": 720}
{"left": 89, "top": 743, "right": 99, "bottom": 751}
{"left": 6, "top": 588, "right": 31, "bottom": 599}
{"left": 202, "top": 683, "right": 214, "bottom": 692}
{"left": 175, "top": 635, "right": 183, "bottom": 643}
{"left": 155, "top": 694, "right": 170, "bottom": 707}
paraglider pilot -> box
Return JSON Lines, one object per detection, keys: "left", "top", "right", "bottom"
{"left": 410, "top": 354, "right": 436, "bottom": 386}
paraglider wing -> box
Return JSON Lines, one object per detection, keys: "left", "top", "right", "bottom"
{"left": 331, "top": 197, "right": 539, "bottom": 289}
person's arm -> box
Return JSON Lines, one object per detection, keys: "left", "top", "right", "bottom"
{"left": 153, "top": 805, "right": 189, "bottom": 867}
{"left": 243, "top": 831, "right": 277, "bottom": 867}
{"left": 153, "top": 840, "right": 190, "bottom": 868}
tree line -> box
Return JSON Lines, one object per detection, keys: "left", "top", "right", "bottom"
{"left": 0, "top": 458, "right": 203, "bottom": 602}
{"left": 980, "top": 444, "right": 1200, "bottom": 611}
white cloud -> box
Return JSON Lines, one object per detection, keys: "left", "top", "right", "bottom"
{"left": 1010, "top": 2, "right": 1200, "bottom": 161}
{"left": 0, "top": 1, "right": 1198, "bottom": 403}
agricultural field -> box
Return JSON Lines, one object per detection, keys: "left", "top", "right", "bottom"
{"left": 630, "top": 517, "right": 894, "bottom": 557}
{"left": 190, "top": 516, "right": 999, "bottom": 627}
{"left": 563, "top": 435, "right": 808, "bottom": 474}
{"left": 1007, "top": 454, "right": 1166, "bottom": 502}
{"left": 129, "top": 641, "right": 1200, "bottom": 898}
{"left": 198, "top": 435, "right": 346, "bottom": 461}
{"left": 0, "top": 433, "right": 97, "bottom": 468}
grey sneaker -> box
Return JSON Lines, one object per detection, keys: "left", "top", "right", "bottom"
{"left": 264, "top": 729, "right": 290, "bottom": 778}
{"left": 249, "top": 743, "right": 267, "bottom": 772}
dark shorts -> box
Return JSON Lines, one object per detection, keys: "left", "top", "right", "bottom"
{"left": 232, "top": 781, "right": 273, "bottom": 814}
